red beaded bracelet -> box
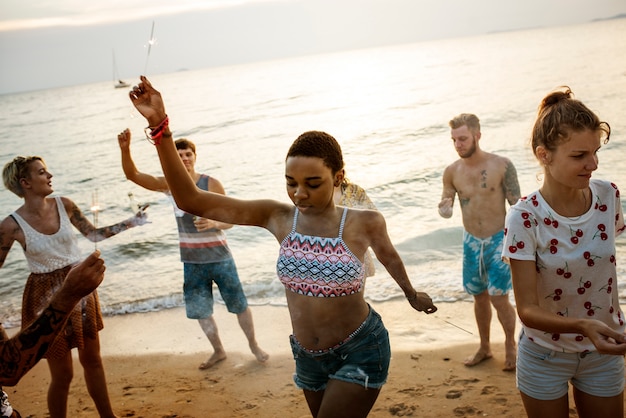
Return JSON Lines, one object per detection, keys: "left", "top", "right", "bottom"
{"left": 144, "top": 116, "right": 169, "bottom": 145}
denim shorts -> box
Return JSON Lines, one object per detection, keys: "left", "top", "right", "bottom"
{"left": 517, "top": 332, "right": 625, "bottom": 400}
{"left": 289, "top": 306, "right": 390, "bottom": 391}
{"left": 183, "top": 259, "right": 248, "bottom": 319}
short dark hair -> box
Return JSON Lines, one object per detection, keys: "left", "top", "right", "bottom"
{"left": 175, "top": 138, "right": 196, "bottom": 154}
{"left": 286, "top": 131, "right": 344, "bottom": 173}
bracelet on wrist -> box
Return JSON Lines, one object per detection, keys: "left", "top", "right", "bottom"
{"left": 144, "top": 115, "right": 169, "bottom": 145}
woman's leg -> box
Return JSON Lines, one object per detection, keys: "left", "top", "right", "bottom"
{"left": 78, "top": 334, "right": 117, "bottom": 418}
{"left": 520, "top": 391, "right": 569, "bottom": 418}
{"left": 306, "top": 379, "right": 380, "bottom": 418}
{"left": 303, "top": 388, "right": 324, "bottom": 417}
{"left": 573, "top": 387, "right": 623, "bottom": 418}
{"left": 47, "top": 353, "right": 73, "bottom": 418}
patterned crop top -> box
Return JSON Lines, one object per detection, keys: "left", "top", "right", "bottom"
{"left": 277, "top": 207, "right": 365, "bottom": 297}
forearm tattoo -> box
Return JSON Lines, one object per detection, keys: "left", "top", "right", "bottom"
{"left": 0, "top": 305, "right": 67, "bottom": 385}
{"left": 107, "top": 221, "right": 130, "bottom": 236}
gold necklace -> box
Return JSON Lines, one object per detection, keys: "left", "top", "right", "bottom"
{"left": 569, "top": 189, "right": 588, "bottom": 220}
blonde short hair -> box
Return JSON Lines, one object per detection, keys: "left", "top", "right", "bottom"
{"left": 3, "top": 156, "right": 44, "bottom": 197}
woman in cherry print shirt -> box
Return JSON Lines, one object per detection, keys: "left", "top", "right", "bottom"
{"left": 502, "top": 87, "right": 626, "bottom": 418}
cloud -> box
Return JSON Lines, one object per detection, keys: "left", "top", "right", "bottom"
{"left": 0, "top": 0, "right": 289, "bottom": 31}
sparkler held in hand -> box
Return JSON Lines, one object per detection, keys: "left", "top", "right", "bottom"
{"left": 91, "top": 190, "right": 100, "bottom": 250}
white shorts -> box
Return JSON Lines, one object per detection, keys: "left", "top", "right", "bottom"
{"left": 517, "top": 332, "right": 625, "bottom": 400}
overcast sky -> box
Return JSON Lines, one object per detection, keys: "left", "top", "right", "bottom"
{"left": 0, "top": 0, "right": 625, "bottom": 94}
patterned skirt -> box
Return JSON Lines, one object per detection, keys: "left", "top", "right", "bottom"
{"left": 21, "top": 265, "right": 103, "bottom": 360}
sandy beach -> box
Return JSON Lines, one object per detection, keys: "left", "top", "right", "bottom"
{"left": 6, "top": 299, "right": 587, "bottom": 417}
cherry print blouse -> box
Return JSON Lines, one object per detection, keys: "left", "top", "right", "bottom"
{"left": 503, "top": 179, "right": 625, "bottom": 353}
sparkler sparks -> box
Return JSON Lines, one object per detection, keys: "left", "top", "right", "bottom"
{"left": 144, "top": 21, "right": 156, "bottom": 75}
{"left": 91, "top": 190, "right": 100, "bottom": 250}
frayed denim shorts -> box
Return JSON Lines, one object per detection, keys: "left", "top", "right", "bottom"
{"left": 289, "top": 306, "right": 390, "bottom": 391}
{"left": 517, "top": 331, "right": 625, "bottom": 400}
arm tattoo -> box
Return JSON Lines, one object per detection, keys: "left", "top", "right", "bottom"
{"left": 0, "top": 305, "right": 68, "bottom": 385}
{"left": 503, "top": 161, "right": 521, "bottom": 205}
{"left": 106, "top": 221, "right": 130, "bottom": 236}
{"left": 71, "top": 204, "right": 96, "bottom": 238}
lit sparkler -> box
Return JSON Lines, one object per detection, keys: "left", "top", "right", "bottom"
{"left": 91, "top": 190, "right": 100, "bottom": 250}
{"left": 144, "top": 21, "right": 156, "bottom": 75}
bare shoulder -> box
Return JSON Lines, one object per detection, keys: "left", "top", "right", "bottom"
{"left": 443, "top": 159, "right": 463, "bottom": 178}
{"left": 0, "top": 214, "right": 20, "bottom": 234}
{"left": 347, "top": 207, "right": 385, "bottom": 228}
{"left": 494, "top": 153, "right": 513, "bottom": 165}
{"left": 59, "top": 196, "right": 77, "bottom": 211}
{"left": 265, "top": 202, "right": 297, "bottom": 240}
{"left": 445, "top": 159, "right": 464, "bottom": 170}
{"left": 207, "top": 176, "right": 226, "bottom": 194}
{"left": 485, "top": 152, "right": 514, "bottom": 172}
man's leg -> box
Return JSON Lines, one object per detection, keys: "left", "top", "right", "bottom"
{"left": 198, "top": 316, "right": 227, "bottom": 369}
{"left": 214, "top": 259, "right": 269, "bottom": 363}
{"left": 236, "top": 307, "right": 269, "bottom": 363}
{"left": 465, "top": 290, "right": 493, "bottom": 367}
{"left": 490, "top": 294, "right": 517, "bottom": 371}
{"left": 184, "top": 263, "right": 227, "bottom": 369}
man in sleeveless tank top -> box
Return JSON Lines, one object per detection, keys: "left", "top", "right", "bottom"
{"left": 118, "top": 131, "right": 268, "bottom": 369}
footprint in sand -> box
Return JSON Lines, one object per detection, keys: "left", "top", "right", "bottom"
{"left": 451, "top": 378, "right": 479, "bottom": 385}
{"left": 446, "top": 389, "right": 463, "bottom": 399}
{"left": 398, "top": 385, "right": 424, "bottom": 394}
{"left": 480, "top": 385, "right": 497, "bottom": 394}
{"left": 388, "top": 402, "right": 417, "bottom": 416}
{"left": 453, "top": 405, "right": 480, "bottom": 416}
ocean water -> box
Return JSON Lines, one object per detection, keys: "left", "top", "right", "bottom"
{"left": 1, "top": 19, "right": 625, "bottom": 328}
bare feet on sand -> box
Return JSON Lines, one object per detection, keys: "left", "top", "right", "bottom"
{"left": 198, "top": 352, "right": 227, "bottom": 370}
{"left": 251, "top": 345, "right": 269, "bottom": 363}
{"left": 199, "top": 347, "right": 268, "bottom": 370}
{"left": 502, "top": 359, "right": 516, "bottom": 372}
{"left": 464, "top": 350, "right": 493, "bottom": 367}
{"left": 503, "top": 343, "right": 516, "bottom": 372}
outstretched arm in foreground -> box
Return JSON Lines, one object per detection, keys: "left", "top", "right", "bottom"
{"left": 0, "top": 251, "right": 106, "bottom": 386}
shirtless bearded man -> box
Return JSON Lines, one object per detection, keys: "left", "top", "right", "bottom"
{"left": 438, "top": 113, "right": 520, "bottom": 372}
